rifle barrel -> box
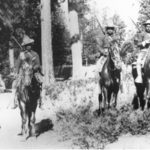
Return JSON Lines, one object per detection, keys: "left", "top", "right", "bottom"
{"left": 94, "top": 15, "right": 105, "bottom": 35}
{"left": 11, "top": 36, "right": 23, "bottom": 50}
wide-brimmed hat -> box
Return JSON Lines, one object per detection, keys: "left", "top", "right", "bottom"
{"left": 143, "top": 20, "right": 150, "bottom": 26}
{"left": 105, "top": 20, "right": 116, "bottom": 30}
{"left": 21, "top": 35, "right": 34, "bottom": 46}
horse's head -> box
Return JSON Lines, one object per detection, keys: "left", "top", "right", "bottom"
{"left": 101, "top": 47, "right": 121, "bottom": 81}
{"left": 22, "top": 62, "right": 33, "bottom": 86}
{"left": 105, "top": 48, "right": 116, "bottom": 70}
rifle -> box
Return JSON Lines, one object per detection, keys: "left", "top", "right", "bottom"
{"left": 130, "top": 17, "right": 141, "bottom": 33}
{"left": 94, "top": 15, "right": 105, "bottom": 35}
{"left": 11, "top": 36, "right": 24, "bottom": 51}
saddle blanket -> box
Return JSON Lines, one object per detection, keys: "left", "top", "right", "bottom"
{"left": 132, "top": 49, "right": 148, "bottom": 68}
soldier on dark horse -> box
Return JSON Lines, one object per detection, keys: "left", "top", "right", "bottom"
{"left": 96, "top": 21, "right": 122, "bottom": 114}
{"left": 14, "top": 35, "right": 43, "bottom": 138}
{"left": 131, "top": 20, "right": 150, "bottom": 110}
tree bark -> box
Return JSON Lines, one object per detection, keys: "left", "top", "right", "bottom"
{"left": 9, "top": 48, "right": 14, "bottom": 69}
{"left": 41, "top": 0, "right": 54, "bottom": 85}
{"left": 60, "top": 0, "right": 69, "bottom": 29}
{"left": 69, "top": 10, "right": 83, "bottom": 80}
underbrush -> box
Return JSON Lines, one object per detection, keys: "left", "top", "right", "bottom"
{"left": 45, "top": 78, "right": 98, "bottom": 112}
{"left": 56, "top": 104, "right": 150, "bottom": 149}
{"left": 45, "top": 76, "right": 148, "bottom": 149}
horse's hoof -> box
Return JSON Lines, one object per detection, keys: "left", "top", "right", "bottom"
{"left": 93, "top": 109, "right": 101, "bottom": 117}
{"left": 26, "top": 135, "right": 31, "bottom": 140}
{"left": 113, "top": 103, "right": 117, "bottom": 108}
{"left": 17, "top": 132, "right": 23, "bottom": 136}
{"left": 35, "top": 133, "right": 40, "bottom": 138}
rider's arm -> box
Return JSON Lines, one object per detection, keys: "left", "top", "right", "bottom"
{"left": 32, "top": 53, "right": 41, "bottom": 71}
{"left": 16, "top": 55, "right": 22, "bottom": 74}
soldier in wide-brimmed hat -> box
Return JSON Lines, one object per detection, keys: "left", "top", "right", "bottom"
{"left": 12, "top": 35, "right": 43, "bottom": 109}
{"left": 96, "top": 20, "right": 121, "bottom": 73}
{"left": 96, "top": 20, "right": 121, "bottom": 95}
{"left": 16, "top": 35, "right": 41, "bottom": 74}
{"left": 134, "top": 19, "right": 150, "bottom": 83}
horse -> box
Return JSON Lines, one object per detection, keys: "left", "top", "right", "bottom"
{"left": 16, "top": 62, "right": 41, "bottom": 139}
{"left": 132, "top": 50, "right": 150, "bottom": 110}
{"left": 98, "top": 48, "right": 121, "bottom": 115}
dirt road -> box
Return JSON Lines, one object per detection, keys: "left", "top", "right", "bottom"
{"left": 105, "top": 134, "right": 150, "bottom": 150}
{"left": 0, "top": 93, "right": 72, "bottom": 149}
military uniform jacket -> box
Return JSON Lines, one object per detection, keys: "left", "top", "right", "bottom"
{"left": 134, "top": 31, "right": 150, "bottom": 49}
{"left": 101, "top": 34, "right": 119, "bottom": 49}
{"left": 16, "top": 50, "right": 41, "bottom": 74}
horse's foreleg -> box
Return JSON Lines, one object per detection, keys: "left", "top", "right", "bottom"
{"left": 107, "top": 90, "right": 112, "bottom": 109}
{"left": 135, "top": 83, "right": 145, "bottom": 110}
{"left": 102, "top": 87, "right": 107, "bottom": 112}
{"left": 113, "top": 90, "right": 119, "bottom": 108}
{"left": 18, "top": 101, "right": 28, "bottom": 136}
{"left": 114, "top": 94, "right": 118, "bottom": 108}
{"left": 30, "top": 111, "right": 36, "bottom": 134}
{"left": 98, "top": 93, "right": 102, "bottom": 116}
{"left": 26, "top": 111, "right": 36, "bottom": 140}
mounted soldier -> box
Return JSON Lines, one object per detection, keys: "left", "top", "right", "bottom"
{"left": 120, "top": 19, "right": 150, "bottom": 110}
{"left": 134, "top": 20, "right": 150, "bottom": 83}
{"left": 12, "top": 35, "right": 43, "bottom": 109}
{"left": 96, "top": 20, "right": 122, "bottom": 114}
{"left": 96, "top": 20, "right": 121, "bottom": 74}
{"left": 16, "top": 35, "right": 42, "bottom": 81}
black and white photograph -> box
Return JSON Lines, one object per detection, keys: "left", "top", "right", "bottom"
{"left": 0, "top": 0, "right": 150, "bottom": 149}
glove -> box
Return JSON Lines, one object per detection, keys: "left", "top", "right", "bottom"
{"left": 142, "top": 41, "right": 146, "bottom": 47}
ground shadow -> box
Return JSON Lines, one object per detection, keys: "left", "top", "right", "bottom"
{"left": 34, "top": 118, "right": 54, "bottom": 137}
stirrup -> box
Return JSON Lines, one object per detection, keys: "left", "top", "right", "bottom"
{"left": 135, "top": 76, "right": 143, "bottom": 83}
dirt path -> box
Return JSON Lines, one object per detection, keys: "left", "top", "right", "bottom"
{"left": 105, "top": 134, "right": 150, "bottom": 150}
{"left": 0, "top": 93, "right": 72, "bottom": 149}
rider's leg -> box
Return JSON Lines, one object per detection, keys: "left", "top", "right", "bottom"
{"left": 135, "top": 53, "right": 143, "bottom": 83}
{"left": 11, "top": 88, "right": 18, "bottom": 109}
{"left": 34, "top": 72, "right": 44, "bottom": 109}
{"left": 11, "top": 79, "right": 19, "bottom": 109}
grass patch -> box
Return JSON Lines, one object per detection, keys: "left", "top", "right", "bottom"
{"left": 55, "top": 104, "right": 150, "bottom": 149}
{"left": 45, "top": 76, "right": 149, "bottom": 149}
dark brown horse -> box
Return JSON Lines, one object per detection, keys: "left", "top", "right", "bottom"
{"left": 132, "top": 50, "right": 150, "bottom": 110}
{"left": 98, "top": 49, "right": 121, "bottom": 115}
{"left": 16, "top": 62, "right": 41, "bottom": 139}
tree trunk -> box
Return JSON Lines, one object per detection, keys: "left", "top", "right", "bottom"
{"left": 60, "top": 0, "right": 69, "bottom": 29}
{"left": 9, "top": 48, "right": 14, "bottom": 70}
{"left": 69, "top": 10, "right": 83, "bottom": 80}
{"left": 41, "top": 0, "right": 54, "bottom": 85}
